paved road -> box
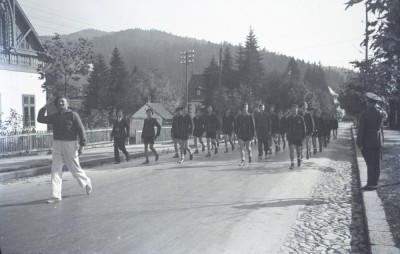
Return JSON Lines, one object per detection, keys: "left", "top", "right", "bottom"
{"left": 0, "top": 133, "right": 335, "bottom": 254}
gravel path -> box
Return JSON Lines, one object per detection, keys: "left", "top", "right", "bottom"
{"left": 377, "top": 129, "right": 400, "bottom": 248}
{"left": 279, "top": 129, "right": 370, "bottom": 254}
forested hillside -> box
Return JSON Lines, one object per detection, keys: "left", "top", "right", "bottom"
{"left": 40, "top": 28, "right": 348, "bottom": 93}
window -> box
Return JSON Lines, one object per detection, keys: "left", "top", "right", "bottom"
{"left": 196, "top": 89, "right": 201, "bottom": 96}
{"left": 22, "top": 95, "right": 35, "bottom": 128}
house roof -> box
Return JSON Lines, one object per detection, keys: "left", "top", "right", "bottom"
{"left": 145, "top": 103, "right": 173, "bottom": 119}
{"left": 14, "top": 0, "right": 44, "bottom": 52}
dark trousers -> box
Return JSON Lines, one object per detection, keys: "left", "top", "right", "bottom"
{"left": 361, "top": 147, "right": 381, "bottom": 186}
{"left": 114, "top": 137, "right": 129, "bottom": 162}
{"left": 257, "top": 135, "right": 269, "bottom": 155}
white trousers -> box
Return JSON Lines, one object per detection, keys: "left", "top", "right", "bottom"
{"left": 51, "top": 140, "right": 91, "bottom": 199}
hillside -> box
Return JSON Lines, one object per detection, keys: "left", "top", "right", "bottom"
{"left": 40, "top": 28, "right": 348, "bottom": 93}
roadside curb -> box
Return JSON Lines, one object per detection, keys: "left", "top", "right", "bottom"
{"left": 0, "top": 148, "right": 174, "bottom": 183}
{"left": 351, "top": 126, "right": 400, "bottom": 254}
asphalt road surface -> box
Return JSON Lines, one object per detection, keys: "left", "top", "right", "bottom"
{"left": 0, "top": 136, "right": 334, "bottom": 254}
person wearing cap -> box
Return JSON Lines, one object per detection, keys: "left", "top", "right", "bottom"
{"left": 286, "top": 104, "right": 306, "bottom": 169}
{"left": 235, "top": 103, "right": 256, "bottom": 166}
{"left": 300, "top": 102, "right": 315, "bottom": 159}
{"left": 357, "top": 92, "right": 386, "bottom": 191}
{"left": 141, "top": 108, "right": 161, "bottom": 164}
{"left": 111, "top": 109, "right": 130, "bottom": 164}
{"left": 182, "top": 106, "right": 194, "bottom": 160}
{"left": 203, "top": 105, "right": 220, "bottom": 157}
{"left": 254, "top": 104, "right": 271, "bottom": 158}
{"left": 332, "top": 116, "right": 339, "bottom": 139}
{"left": 37, "top": 96, "right": 92, "bottom": 203}
{"left": 193, "top": 109, "right": 206, "bottom": 154}
{"left": 222, "top": 108, "right": 236, "bottom": 153}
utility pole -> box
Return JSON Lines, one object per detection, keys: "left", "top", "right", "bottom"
{"left": 365, "top": 2, "right": 369, "bottom": 64}
{"left": 180, "top": 50, "right": 195, "bottom": 107}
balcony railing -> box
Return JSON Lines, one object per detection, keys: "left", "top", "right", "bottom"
{"left": 0, "top": 50, "right": 41, "bottom": 70}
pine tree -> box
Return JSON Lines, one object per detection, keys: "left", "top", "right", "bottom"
{"left": 107, "top": 47, "right": 129, "bottom": 110}
{"left": 203, "top": 56, "right": 220, "bottom": 106}
{"left": 83, "top": 54, "right": 109, "bottom": 112}
{"left": 221, "top": 46, "right": 239, "bottom": 89}
{"left": 243, "top": 28, "right": 265, "bottom": 92}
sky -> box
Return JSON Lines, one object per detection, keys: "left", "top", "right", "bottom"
{"left": 18, "top": 0, "right": 368, "bottom": 69}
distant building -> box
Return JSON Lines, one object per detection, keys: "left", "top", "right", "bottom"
{"left": 0, "top": 0, "right": 46, "bottom": 131}
{"left": 129, "top": 103, "right": 173, "bottom": 139}
{"left": 187, "top": 74, "right": 206, "bottom": 117}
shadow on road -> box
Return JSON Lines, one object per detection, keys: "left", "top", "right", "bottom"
{"left": 232, "top": 198, "right": 328, "bottom": 210}
{"left": 0, "top": 194, "right": 85, "bottom": 208}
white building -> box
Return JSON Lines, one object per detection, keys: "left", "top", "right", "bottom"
{"left": 0, "top": 0, "right": 46, "bottom": 131}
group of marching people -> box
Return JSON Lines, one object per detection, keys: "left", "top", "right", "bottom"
{"left": 138, "top": 102, "right": 339, "bottom": 168}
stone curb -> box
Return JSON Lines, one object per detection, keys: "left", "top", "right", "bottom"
{"left": 351, "top": 126, "right": 400, "bottom": 254}
{"left": 0, "top": 148, "right": 174, "bottom": 183}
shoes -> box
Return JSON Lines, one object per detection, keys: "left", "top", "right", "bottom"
{"left": 155, "top": 153, "right": 159, "bottom": 161}
{"left": 179, "top": 158, "right": 184, "bottom": 163}
{"left": 194, "top": 149, "right": 199, "bottom": 154}
{"left": 173, "top": 153, "right": 179, "bottom": 158}
{"left": 126, "top": 155, "right": 130, "bottom": 162}
{"left": 114, "top": 161, "right": 120, "bottom": 164}
{"left": 189, "top": 153, "right": 193, "bottom": 160}
{"left": 239, "top": 160, "right": 245, "bottom": 166}
{"left": 267, "top": 149, "right": 272, "bottom": 155}
{"left": 46, "top": 197, "right": 62, "bottom": 203}
{"left": 225, "top": 148, "right": 229, "bottom": 153}
{"left": 205, "top": 152, "right": 211, "bottom": 157}
{"left": 86, "top": 181, "right": 92, "bottom": 195}
{"left": 289, "top": 163, "right": 294, "bottom": 169}
{"left": 297, "top": 159, "right": 302, "bottom": 167}
{"left": 249, "top": 157, "right": 252, "bottom": 163}
{"left": 202, "top": 146, "right": 206, "bottom": 152}
{"left": 360, "top": 185, "right": 377, "bottom": 191}
{"left": 214, "top": 147, "right": 218, "bottom": 154}
{"left": 142, "top": 160, "right": 149, "bottom": 165}
{"left": 306, "top": 151, "right": 310, "bottom": 160}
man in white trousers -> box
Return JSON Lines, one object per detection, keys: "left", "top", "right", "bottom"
{"left": 37, "top": 95, "right": 92, "bottom": 203}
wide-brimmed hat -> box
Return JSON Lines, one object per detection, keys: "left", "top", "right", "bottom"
{"left": 365, "top": 92, "right": 382, "bottom": 102}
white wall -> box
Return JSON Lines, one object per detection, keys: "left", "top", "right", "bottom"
{"left": 0, "top": 69, "right": 46, "bottom": 131}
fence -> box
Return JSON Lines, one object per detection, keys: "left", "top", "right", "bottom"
{"left": 0, "top": 129, "right": 111, "bottom": 155}
{"left": 135, "top": 127, "right": 172, "bottom": 144}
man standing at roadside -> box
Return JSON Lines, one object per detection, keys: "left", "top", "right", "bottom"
{"left": 111, "top": 109, "right": 130, "bottom": 164}
{"left": 37, "top": 96, "right": 92, "bottom": 203}
{"left": 357, "top": 92, "right": 386, "bottom": 191}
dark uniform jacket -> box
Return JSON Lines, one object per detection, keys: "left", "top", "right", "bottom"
{"left": 203, "top": 113, "right": 220, "bottom": 133}
{"left": 314, "top": 116, "right": 325, "bottom": 137}
{"left": 279, "top": 116, "right": 287, "bottom": 134}
{"left": 303, "top": 112, "right": 315, "bottom": 135}
{"left": 141, "top": 117, "right": 161, "bottom": 138}
{"left": 286, "top": 115, "right": 306, "bottom": 142}
{"left": 111, "top": 118, "right": 129, "bottom": 139}
{"left": 269, "top": 113, "right": 279, "bottom": 134}
{"left": 171, "top": 115, "right": 192, "bottom": 140}
{"left": 332, "top": 119, "right": 339, "bottom": 129}
{"left": 193, "top": 116, "right": 205, "bottom": 137}
{"left": 222, "top": 114, "right": 235, "bottom": 134}
{"left": 37, "top": 108, "right": 86, "bottom": 146}
{"left": 235, "top": 113, "right": 255, "bottom": 141}
{"left": 356, "top": 106, "right": 384, "bottom": 148}
{"left": 254, "top": 111, "right": 271, "bottom": 138}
